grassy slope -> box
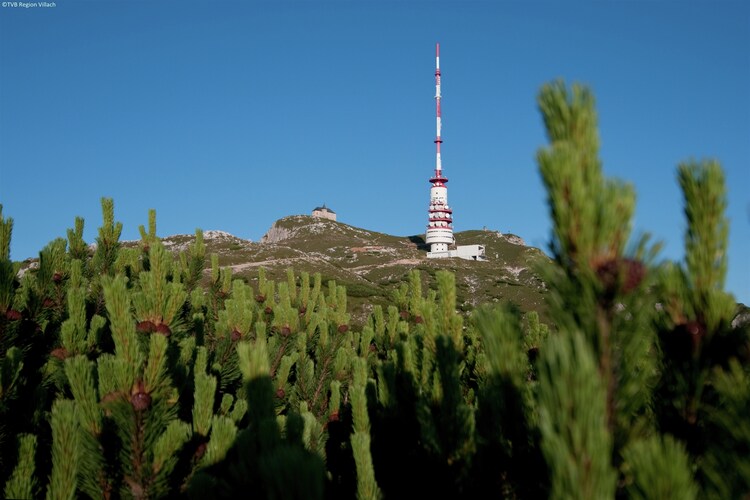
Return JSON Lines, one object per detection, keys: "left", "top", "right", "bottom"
{"left": 161, "top": 216, "right": 551, "bottom": 325}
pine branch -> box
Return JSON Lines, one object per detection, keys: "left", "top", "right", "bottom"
{"left": 537, "top": 331, "right": 616, "bottom": 499}
{"left": 46, "top": 400, "right": 81, "bottom": 500}
{"left": 350, "top": 357, "right": 381, "bottom": 500}
{"left": 92, "top": 198, "right": 122, "bottom": 277}
{"left": 102, "top": 275, "right": 142, "bottom": 387}
{"left": 193, "top": 371, "right": 217, "bottom": 437}
{"left": 622, "top": 435, "right": 697, "bottom": 500}
{"left": 201, "top": 416, "right": 237, "bottom": 467}
{"left": 4, "top": 434, "right": 37, "bottom": 499}
{"left": 0, "top": 205, "right": 16, "bottom": 313}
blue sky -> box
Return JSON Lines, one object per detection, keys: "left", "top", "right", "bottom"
{"left": 1, "top": 1, "right": 748, "bottom": 304}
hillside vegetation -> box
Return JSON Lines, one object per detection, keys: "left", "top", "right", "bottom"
{"left": 148, "top": 216, "right": 549, "bottom": 325}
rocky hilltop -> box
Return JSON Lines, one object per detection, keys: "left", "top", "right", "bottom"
{"left": 159, "top": 215, "right": 551, "bottom": 323}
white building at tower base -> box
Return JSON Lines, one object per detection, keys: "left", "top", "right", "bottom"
{"left": 427, "top": 244, "right": 487, "bottom": 261}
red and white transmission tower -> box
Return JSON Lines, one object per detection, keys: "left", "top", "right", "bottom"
{"left": 425, "top": 42, "right": 454, "bottom": 254}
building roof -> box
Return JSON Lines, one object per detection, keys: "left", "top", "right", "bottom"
{"left": 312, "top": 204, "right": 336, "bottom": 214}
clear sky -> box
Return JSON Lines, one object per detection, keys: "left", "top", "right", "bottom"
{"left": 1, "top": 1, "right": 748, "bottom": 304}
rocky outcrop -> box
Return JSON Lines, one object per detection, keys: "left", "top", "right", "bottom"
{"left": 504, "top": 234, "right": 526, "bottom": 246}
{"left": 732, "top": 306, "right": 750, "bottom": 329}
{"left": 260, "top": 223, "right": 295, "bottom": 244}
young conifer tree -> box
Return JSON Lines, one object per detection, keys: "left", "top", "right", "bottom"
{"left": 653, "top": 160, "right": 750, "bottom": 497}
{"left": 528, "top": 80, "right": 748, "bottom": 498}
{"left": 365, "top": 269, "right": 477, "bottom": 498}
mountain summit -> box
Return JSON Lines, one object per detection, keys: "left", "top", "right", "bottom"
{"left": 160, "top": 216, "right": 550, "bottom": 323}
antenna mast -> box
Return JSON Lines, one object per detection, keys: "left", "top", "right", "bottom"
{"left": 435, "top": 42, "right": 442, "bottom": 176}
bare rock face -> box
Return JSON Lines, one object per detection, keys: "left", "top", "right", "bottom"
{"left": 732, "top": 307, "right": 750, "bottom": 329}
{"left": 203, "top": 230, "right": 238, "bottom": 241}
{"left": 504, "top": 234, "right": 526, "bottom": 246}
{"left": 260, "top": 223, "right": 295, "bottom": 244}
